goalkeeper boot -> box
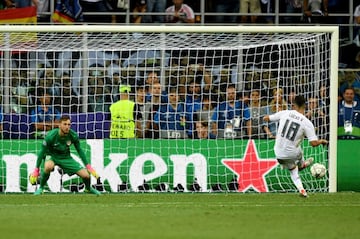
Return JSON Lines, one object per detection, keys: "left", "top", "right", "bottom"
{"left": 34, "top": 187, "right": 44, "bottom": 195}
{"left": 85, "top": 187, "right": 101, "bottom": 196}
{"left": 300, "top": 189, "right": 308, "bottom": 198}
{"left": 298, "top": 157, "right": 314, "bottom": 171}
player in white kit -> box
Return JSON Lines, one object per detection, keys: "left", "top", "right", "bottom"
{"left": 264, "top": 95, "right": 328, "bottom": 197}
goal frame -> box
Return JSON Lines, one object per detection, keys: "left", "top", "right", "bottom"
{"left": 0, "top": 25, "right": 339, "bottom": 193}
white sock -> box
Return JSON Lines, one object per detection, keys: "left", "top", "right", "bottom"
{"left": 290, "top": 167, "right": 304, "bottom": 192}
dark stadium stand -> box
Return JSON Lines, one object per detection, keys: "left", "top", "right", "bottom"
{"left": 2, "top": 113, "right": 111, "bottom": 139}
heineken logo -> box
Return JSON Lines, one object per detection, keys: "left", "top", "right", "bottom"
{"left": 0, "top": 139, "right": 282, "bottom": 193}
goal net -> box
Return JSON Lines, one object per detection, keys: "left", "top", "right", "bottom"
{"left": 0, "top": 25, "right": 338, "bottom": 193}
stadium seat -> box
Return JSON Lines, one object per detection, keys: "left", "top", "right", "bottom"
{"left": 2, "top": 114, "right": 33, "bottom": 139}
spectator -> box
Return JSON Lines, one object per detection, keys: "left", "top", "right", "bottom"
{"left": 305, "top": 97, "right": 326, "bottom": 139}
{"left": 30, "top": 93, "right": 61, "bottom": 139}
{"left": 184, "top": 76, "right": 202, "bottom": 137}
{"left": 154, "top": 86, "right": 188, "bottom": 139}
{"left": 143, "top": 0, "right": 166, "bottom": 23}
{"left": 266, "top": 88, "right": 288, "bottom": 136}
{"left": 244, "top": 67, "right": 261, "bottom": 93}
{"left": 319, "top": 84, "right": 329, "bottom": 110}
{"left": 260, "top": 0, "right": 275, "bottom": 24}
{"left": 88, "top": 70, "right": 112, "bottom": 112}
{"left": 13, "top": 0, "right": 35, "bottom": 8}
{"left": 286, "top": 88, "right": 296, "bottom": 110}
{"left": 240, "top": 0, "right": 261, "bottom": 23}
{"left": 248, "top": 89, "right": 272, "bottom": 139}
{"left": 165, "top": 0, "right": 195, "bottom": 24}
{"left": 106, "top": 63, "right": 121, "bottom": 102}
{"left": 10, "top": 71, "right": 32, "bottom": 114}
{"left": 212, "top": 0, "right": 239, "bottom": 23}
{"left": 79, "top": 0, "right": 112, "bottom": 23}
{"left": 145, "top": 71, "right": 160, "bottom": 86}
{"left": 144, "top": 71, "right": 168, "bottom": 103}
{"left": 303, "top": 0, "right": 328, "bottom": 24}
{"left": 30, "top": 77, "right": 53, "bottom": 109}
{"left": 41, "top": 68, "right": 59, "bottom": 97}
{"left": 135, "top": 84, "right": 146, "bottom": 138}
{"left": 184, "top": 65, "right": 213, "bottom": 136}
{"left": 36, "top": 0, "right": 50, "bottom": 22}
{"left": 36, "top": 76, "right": 53, "bottom": 96}
{"left": 0, "top": 0, "right": 15, "bottom": 9}
{"left": 54, "top": 73, "right": 80, "bottom": 114}
{"left": 245, "top": 68, "right": 276, "bottom": 104}
{"left": 195, "top": 94, "right": 216, "bottom": 128}
{"left": 194, "top": 121, "right": 216, "bottom": 139}
{"left": 108, "top": 0, "right": 128, "bottom": 23}
{"left": 167, "top": 73, "right": 186, "bottom": 102}
{"left": 338, "top": 70, "right": 360, "bottom": 102}
{"left": 131, "top": 0, "right": 147, "bottom": 24}
{"left": 109, "top": 85, "right": 142, "bottom": 138}
{"left": 211, "top": 84, "right": 251, "bottom": 139}
{"left": 354, "top": 4, "right": 360, "bottom": 45}
{"left": 282, "top": 0, "right": 303, "bottom": 24}
{"left": 338, "top": 87, "right": 360, "bottom": 139}
{"left": 144, "top": 82, "right": 163, "bottom": 138}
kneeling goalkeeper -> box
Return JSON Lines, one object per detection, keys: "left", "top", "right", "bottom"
{"left": 30, "top": 115, "right": 101, "bottom": 195}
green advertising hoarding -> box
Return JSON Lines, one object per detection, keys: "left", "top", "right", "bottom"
{"left": 337, "top": 140, "right": 360, "bottom": 192}
{"left": 0, "top": 139, "right": 337, "bottom": 193}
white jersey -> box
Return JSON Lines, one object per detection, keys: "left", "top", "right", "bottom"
{"left": 269, "top": 110, "right": 318, "bottom": 159}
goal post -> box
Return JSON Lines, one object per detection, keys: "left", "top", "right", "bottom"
{"left": 0, "top": 25, "right": 338, "bottom": 193}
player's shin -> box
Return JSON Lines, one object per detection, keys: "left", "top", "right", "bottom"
{"left": 290, "top": 167, "right": 305, "bottom": 192}
{"left": 83, "top": 177, "right": 91, "bottom": 190}
{"left": 39, "top": 171, "right": 50, "bottom": 188}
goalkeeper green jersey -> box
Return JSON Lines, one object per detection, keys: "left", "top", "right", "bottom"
{"left": 36, "top": 128, "right": 89, "bottom": 168}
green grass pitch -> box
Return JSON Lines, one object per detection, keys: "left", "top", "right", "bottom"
{"left": 0, "top": 193, "right": 359, "bottom": 239}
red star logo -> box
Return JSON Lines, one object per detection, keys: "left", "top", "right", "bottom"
{"left": 222, "top": 140, "right": 278, "bottom": 192}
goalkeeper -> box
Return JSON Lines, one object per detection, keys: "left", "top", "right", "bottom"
{"left": 30, "top": 115, "right": 101, "bottom": 195}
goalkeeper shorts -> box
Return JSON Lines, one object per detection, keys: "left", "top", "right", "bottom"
{"left": 46, "top": 156, "right": 84, "bottom": 176}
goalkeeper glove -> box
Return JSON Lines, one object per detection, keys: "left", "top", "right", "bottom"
{"left": 29, "top": 168, "right": 40, "bottom": 185}
{"left": 86, "top": 164, "right": 99, "bottom": 179}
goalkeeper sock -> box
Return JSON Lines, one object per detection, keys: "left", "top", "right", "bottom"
{"left": 290, "top": 167, "right": 305, "bottom": 192}
{"left": 39, "top": 172, "right": 50, "bottom": 188}
{"left": 83, "top": 177, "right": 91, "bottom": 190}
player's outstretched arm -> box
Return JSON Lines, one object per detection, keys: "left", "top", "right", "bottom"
{"left": 29, "top": 142, "right": 47, "bottom": 185}
{"left": 73, "top": 135, "right": 100, "bottom": 179}
{"left": 310, "top": 139, "right": 328, "bottom": 147}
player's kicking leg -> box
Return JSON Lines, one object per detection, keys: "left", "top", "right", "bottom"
{"left": 299, "top": 189, "right": 308, "bottom": 198}
{"left": 298, "top": 157, "right": 314, "bottom": 171}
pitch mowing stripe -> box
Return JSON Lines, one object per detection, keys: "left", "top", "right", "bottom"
{"left": 2, "top": 202, "right": 360, "bottom": 207}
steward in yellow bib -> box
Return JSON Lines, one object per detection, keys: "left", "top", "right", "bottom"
{"left": 110, "top": 85, "right": 142, "bottom": 138}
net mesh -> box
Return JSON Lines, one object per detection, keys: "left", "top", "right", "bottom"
{"left": 0, "top": 29, "right": 331, "bottom": 193}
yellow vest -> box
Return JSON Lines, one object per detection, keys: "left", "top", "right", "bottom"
{"left": 110, "top": 100, "right": 136, "bottom": 138}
